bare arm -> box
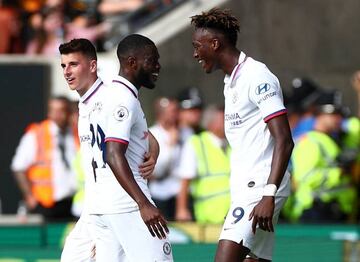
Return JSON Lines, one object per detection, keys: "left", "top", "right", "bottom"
{"left": 106, "top": 141, "right": 168, "bottom": 239}
{"left": 98, "top": 0, "right": 144, "bottom": 15}
{"left": 139, "top": 130, "right": 159, "bottom": 178}
{"left": 249, "top": 114, "right": 294, "bottom": 233}
{"left": 13, "top": 171, "right": 37, "bottom": 209}
{"left": 175, "top": 179, "right": 192, "bottom": 221}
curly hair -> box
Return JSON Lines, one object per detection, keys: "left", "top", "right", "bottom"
{"left": 190, "top": 8, "right": 240, "bottom": 46}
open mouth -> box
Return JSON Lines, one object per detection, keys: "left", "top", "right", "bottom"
{"left": 198, "top": 59, "right": 206, "bottom": 69}
{"left": 151, "top": 72, "right": 159, "bottom": 81}
{"left": 66, "top": 77, "right": 75, "bottom": 85}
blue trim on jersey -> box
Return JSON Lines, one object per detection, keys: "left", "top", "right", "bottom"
{"left": 105, "top": 137, "right": 129, "bottom": 145}
{"left": 112, "top": 80, "right": 137, "bottom": 98}
{"left": 264, "top": 109, "right": 287, "bottom": 123}
{"left": 83, "top": 81, "right": 103, "bottom": 104}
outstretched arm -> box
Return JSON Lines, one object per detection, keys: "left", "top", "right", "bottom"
{"left": 106, "top": 141, "right": 168, "bottom": 239}
{"left": 249, "top": 114, "right": 294, "bottom": 233}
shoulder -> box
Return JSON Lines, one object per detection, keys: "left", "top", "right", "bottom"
{"left": 103, "top": 85, "right": 138, "bottom": 110}
{"left": 246, "top": 58, "right": 279, "bottom": 85}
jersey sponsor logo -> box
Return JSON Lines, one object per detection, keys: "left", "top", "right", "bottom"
{"left": 225, "top": 112, "right": 242, "bottom": 128}
{"left": 225, "top": 113, "right": 241, "bottom": 121}
{"left": 255, "top": 83, "right": 271, "bottom": 95}
{"left": 163, "top": 242, "right": 172, "bottom": 255}
{"left": 256, "top": 91, "right": 277, "bottom": 105}
{"left": 113, "top": 106, "right": 129, "bottom": 121}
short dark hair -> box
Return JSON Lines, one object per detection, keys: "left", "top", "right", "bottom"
{"left": 116, "top": 34, "right": 156, "bottom": 61}
{"left": 59, "top": 38, "right": 97, "bottom": 60}
{"left": 191, "top": 8, "right": 240, "bottom": 46}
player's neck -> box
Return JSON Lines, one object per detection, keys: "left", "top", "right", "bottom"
{"left": 119, "top": 71, "right": 139, "bottom": 90}
{"left": 221, "top": 48, "right": 240, "bottom": 75}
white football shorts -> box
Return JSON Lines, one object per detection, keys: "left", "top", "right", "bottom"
{"left": 61, "top": 214, "right": 96, "bottom": 262}
{"left": 91, "top": 210, "right": 173, "bottom": 262}
{"left": 219, "top": 196, "right": 287, "bottom": 260}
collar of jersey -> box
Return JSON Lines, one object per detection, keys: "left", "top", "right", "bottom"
{"left": 224, "top": 51, "right": 247, "bottom": 86}
{"left": 112, "top": 75, "right": 138, "bottom": 99}
{"left": 80, "top": 78, "right": 103, "bottom": 104}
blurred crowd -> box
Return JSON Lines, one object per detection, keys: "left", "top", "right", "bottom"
{"left": 0, "top": 0, "right": 178, "bottom": 54}
{"left": 282, "top": 72, "right": 360, "bottom": 223}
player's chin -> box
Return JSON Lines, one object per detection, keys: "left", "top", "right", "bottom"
{"left": 203, "top": 64, "right": 213, "bottom": 74}
{"left": 143, "top": 82, "right": 156, "bottom": 89}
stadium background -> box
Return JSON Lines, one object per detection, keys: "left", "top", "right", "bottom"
{"left": 0, "top": 0, "right": 359, "bottom": 261}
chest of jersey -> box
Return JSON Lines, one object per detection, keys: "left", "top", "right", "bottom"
{"left": 224, "top": 76, "right": 259, "bottom": 132}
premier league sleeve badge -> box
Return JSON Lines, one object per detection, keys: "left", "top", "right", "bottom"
{"left": 113, "top": 106, "right": 129, "bottom": 121}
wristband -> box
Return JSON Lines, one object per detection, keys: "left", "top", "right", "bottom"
{"left": 263, "top": 184, "right": 277, "bottom": 196}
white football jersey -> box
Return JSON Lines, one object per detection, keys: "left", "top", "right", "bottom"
{"left": 86, "top": 75, "right": 153, "bottom": 214}
{"left": 78, "top": 78, "right": 106, "bottom": 216}
{"left": 223, "top": 52, "right": 291, "bottom": 201}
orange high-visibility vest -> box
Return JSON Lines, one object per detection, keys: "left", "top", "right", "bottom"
{"left": 26, "top": 120, "right": 79, "bottom": 208}
{"left": 26, "top": 120, "right": 54, "bottom": 207}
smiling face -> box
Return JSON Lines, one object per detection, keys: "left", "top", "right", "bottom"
{"left": 136, "top": 45, "right": 161, "bottom": 89}
{"left": 192, "top": 28, "right": 220, "bottom": 74}
{"left": 61, "top": 52, "right": 97, "bottom": 96}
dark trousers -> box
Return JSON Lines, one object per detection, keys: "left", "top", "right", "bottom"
{"left": 31, "top": 196, "right": 75, "bottom": 222}
{"left": 153, "top": 196, "right": 176, "bottom": 221}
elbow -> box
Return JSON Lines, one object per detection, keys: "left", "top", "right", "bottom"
{"left": 277, "top": 136, "right": 294, "bottom": 157}
{"left": 105, "top": 146, "right": 117, "bottom": 168}
{"left": 285, "top": 136, "right": 294, "bottom": 156}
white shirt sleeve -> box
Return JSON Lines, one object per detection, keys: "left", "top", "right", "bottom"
{"left": 176, "top": 138, "right": 197, "bottom": 180}
{"left": 104, "top": 90, "right": 137, "bottom": 143}
{"left": 248, "top": 70, "right": 286, "bottom": 122}
{"left": 11, "top": 131, "right": 37, "bottom": 172}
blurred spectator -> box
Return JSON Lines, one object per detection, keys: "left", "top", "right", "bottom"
{"left": 148, "top": 97, "right": 181, "bottom": 221}
{"left": 176, "top": 105, "right": 231, "bottom": 224}
{"left": 98, "top": 0, "right": 144, "bottom": 16}
{"left": 98, "top": 0, "right": 146, "bottom": 49}
{"left": 66, "top": 14, "right": 111, "bottom": 45}
{"left": 342, "top": 71, "right": 360, "bottom": 220}
{"left": 26, "top": 0, "right": 109, "bottom": 55}
{"left": 284, "top": 91, "right": 357, "bottom": 223}
{"left": 26, "top": 5, "right": 65, "bottom": 55}
{"left": 351, "top": 70, "right": 360, "bottom": 117}
{"left": 285, "top": 77, "right": 321, "bottom": 141}
{"left": 11, "top": 96, "right": 79, "bottom": 221}
{"left": 0, "top": 4, "right": 23, "bottom": 53}
{"left": 67, "top": 0, "right": 98, "bottom": 20}
{"left": 177, "top": 86, "right": 204, "bottom": 145}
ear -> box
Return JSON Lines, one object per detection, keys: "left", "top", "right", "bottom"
{"left": 90, "top": 60, "right": 97, "bottom": 73}
{"left": 127, "top": 56, "right": 137, "bottom": 69}
{"left": 212, "top": 38, "right": 220, "bottom": 51}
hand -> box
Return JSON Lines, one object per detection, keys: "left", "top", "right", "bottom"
{"left": 25, "top": 194, "right": 38, "bottom": 210}
{"left": 248, "top": 196, "right": 275, "bottom": 234}
{"left": 139, "top": 152, "right": 156, "bottom": 179}
{"left": 139, "top": 202, "right": 169, "bottom": 239}
{"left": 175, "top": 208, "right": 192, "bottom": 222}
